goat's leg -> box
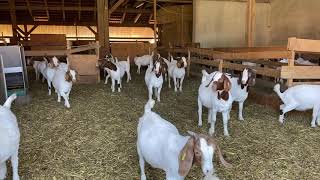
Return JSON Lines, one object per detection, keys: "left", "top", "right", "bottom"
{"left": 179, "top": 76, "right": 184, "bottom": 92}
{"left": 311, "top": 105, "right": 320, "bottom": 127}
{"left": 104, "top": 74, "right": 110, "bottom": 84}
{"left": 279, "top": 103, "right": 297, "bottom": 124}
{"left": 137, "top": 65, "right": 141, "bottom": 74}
{"left": 47, "top": 80, "right": 52, "bottom": 95}
{"left": 118, "top": 79, "right": 121, "bottom": 92}
{"left": 209, "top": 111, "right": 217, "bottom": 136}
{"left": 208, "top": 109, "right": 212, "bottom": 124}
{"left": 173, "top": 76, "right": 178, "bottom": 92}
{"left": 35, "top": 70, "right": 39, "bottom": 80}
{"left": 57, "top": 92, "right": 61, "bottom": 102}
{"left": 111, "top": 79, "right": 115, "bottom": 92}
{"left": 42, "top": 75, "right": 45, "bottom": 83}
{"left": 197, "top": 98, "right": 203, "bottom": 127}
{"left": 137, "top": 145, "right": 146, "bottom": 180}
{"left": 11, "top": 149, "right": 20, "bottom": 180}
{"left": 66, "top": 91, "right": 70, "bottom": 100}
{"left": 238, "top": 101, "right": 245, "bottom": 121}
{"left": 148, "top": 86, "right": 153, "bottom": 101}
{"left": 0, "top": 162, "right": 7, "bottom": 180}
{"left": 157, "top": 85, "right": 162, "bottom": 102}
{"left": 126, "top": 71, "right": 131, "bottom": 82}
{"left": 61, "top": 92, "right": 70, "bottom": 108}
{"left": 222, "top": 111, "right": 230, "bottom": 137}
{"left": 168, "top": 75, "right": 171, "bottom": 88}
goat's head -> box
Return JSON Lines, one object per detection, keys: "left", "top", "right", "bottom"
{"left": 52, "top": 56, "right": 60, "bottom": 67}
{"left": 101, "top": 60, "right": 117, "bottom": 71}
{"left": 237, "top": 68, "right": 256, "bottom": 89}
{"left": 152, "top": 59, "right": 163, "bottom": 78}
{"left": 206, "top": 72, "right": 231, "bottom": 101}
{"left": 106, "top": 54, "right": 115, "bottom": 63}
{"left": 177, "top": 57, "right": 187, "bottom": 68}
{"left": 179, "top": 132, "right": 232, "bottom": 177}
{"left": 65, "top": 69, "right": 77, "bottom": 83}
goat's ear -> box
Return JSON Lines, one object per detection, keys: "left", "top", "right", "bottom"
{"left": 248, "top": 69, "right": 256, "bottom": 86}
{"left": 215, "top": 142, "right": 232, "bottom": 168}
{"left": 223, "top": 75, "right": 231, "bottom": 92}
{"left": 237, "top": 72, "right": 242, "bottom": 85}
{"left": 178, "top": 137, "right": 195, "bottom": 177}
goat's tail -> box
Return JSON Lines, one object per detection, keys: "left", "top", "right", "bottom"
{"left": 144, "top": 99, "right": 155, "bottom": 113}
{"left": 273, "top": 84, "right": 285, "bottom": 102}
{"left": 3, "top": 94, "right": 17, "bottom": 109}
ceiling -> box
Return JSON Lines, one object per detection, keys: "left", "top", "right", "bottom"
{"left": 0, "top": 0, "right": 271, "bottom": 27}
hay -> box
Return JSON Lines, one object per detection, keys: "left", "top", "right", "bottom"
{"left": 11, "top": 70, "right": 320, "bottom": 179}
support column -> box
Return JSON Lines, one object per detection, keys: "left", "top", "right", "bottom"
{"left": 97, "top": 0, "right": 110, "bottom": 58}
{"left": 9, "top": 0, "right": 18, "bottom": 44}
{"left": 153, "top": 0, "right": 157, "bottom": 49}
{"left": 246, "top": 0, "right": 256, "bottom": 47}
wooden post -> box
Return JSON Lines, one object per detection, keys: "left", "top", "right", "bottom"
{"left": 192, "top": 0, "right": 197, "bottom": 43}
{"left": 218, "top": 59, "right": 223, "bottom": 72}
{"left": 153, "top": 0, "right": 157, "bottom": 49}
{"left": 187, "top": 49, "right": 191, "bottom": 77}
{"left": 9, "top": 0, "right": 17, "bottom": 44}
{"left": 287, "top": 50, "right": 295, "bottom": 87}
{"left": 180, "top": 5, "right": 184, "bottom": 46}
{"left": 246, "top": 0, "right": 255, "bottom": 47}
{"left": 97, "top": 0, "right": 110, "bottom": 58}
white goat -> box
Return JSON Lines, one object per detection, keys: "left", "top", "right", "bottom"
{"left": 52, "top": 69, "right": 77, "bottom": 108}
{"left": 137, "top": 100, "right": 231, "bottom": 180}
{"left": 279, "top": 57, "right": 316, "bottom": 66}
{"left": 274, "top": 84, "right": 320, "bottom": 127}
{"left": 27, "top": 57, "right": 41, "bottom": 80}
{"left": 198, "top": 71, "right": 233, "bottom": 136}
{"left": 134, "top": 51, "right": 154, "bottom": 74}
{"left": 115, "top": 56, "right": 131, "bottom": 83}
{"left": 0, "top": 94, "right": 20, "bottom": 180}
{"left": 37, "top": 57, "right": 48, "bottom": 82}
{"left": 229, "top": 68, "right": 256, "bottom": 121}
{"left": 43, "top": 57, "right": 59, "bottom": 95}
{"left": 103, "top": 61, "right": 122, "bottom": 92}
{"left": 168, "top": 56, "right": 187, "bottom": 92}
{"left": 145, "top": 59, "right": 165, "bottom": 102}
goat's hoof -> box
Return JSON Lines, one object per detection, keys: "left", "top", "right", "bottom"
{"left": 157, "top": 99, "right": 160, "bottom": 102}
{"left": 224, "top": 132, "right": 230, "bottom": 137}
{"left": 239, "top": 117, "right": 244, "bottom": 121}
{"left": 141, "top": 175, "right": 147, "bottom": 180}
{"left": 198, "top": 123, "right": 202, "bottom": 127}
{"left": 311, "top": 124, "right": 317, "bottom": 128}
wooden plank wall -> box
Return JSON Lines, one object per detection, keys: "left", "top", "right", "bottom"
{"left": 111, "top": 42, "right": 151, "bottom": 62}
{"left": 29, "top": 34, "right": 66, "bottom": 50}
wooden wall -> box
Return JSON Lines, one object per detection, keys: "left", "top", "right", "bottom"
{"left": 157, "top": 5, "right": 193, "bottom": 47}
{"left": 270, "top": 0, "right": 320, "bottom": 45}
{"left": 193, "top": 0, "right": 271, "bottom": 48}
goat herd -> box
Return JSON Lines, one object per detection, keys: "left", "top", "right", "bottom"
{"left": 1, "top": 51, "right": 320, "bottom": 180}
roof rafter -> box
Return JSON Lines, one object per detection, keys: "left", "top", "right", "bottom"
{"left": 43, "top": 0, "right": 49, "bottom": 19}
{"left": 25, "top": 0, "right": 33, "bottom": 19}
{"left": 109, "top": 0, "right": 126, "bottom": 15}
{"left": 62, "top": 0, "right": 65, "bottom": 21}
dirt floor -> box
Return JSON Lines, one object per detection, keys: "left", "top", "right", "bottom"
{"left": 9, "top": 69, "right": 320, "bottom": 180}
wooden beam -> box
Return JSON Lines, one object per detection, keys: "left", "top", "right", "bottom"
{"left": 44, "top": 0, "right": 50, "bottom": 19}
{"left": 134, "top": 13, "right": 142, "bottom": 24}
{"left": 246, "top": 0, "right": 255, "bottom": 47}
{"left": 120, "top": 6, "right": 127, "bottom": 24}
{"left": 0, "top": 6, "right": 152, "bottom": 13}
{"left": 149, "top": 13, "right": 153, "bottom": 24}
{"left": 153, "top": 0, "right": 157, "bottom": 48}
{"left": 93, "top": 0, "right": 96, "bottom": 22}
{"left": 9, "top": 0, "right": 18, "bottom": 44}
{"left": 78, "top": 0, "right": 81, "bottom": 21}
{"left": 137, "top": 0, "right": 192, "bottom": 3}
{"left": 25, "top": 25, "right": 38, "bottom": 37}
{"left": 62, "top": 0, "right": 65, "bottom": 21}
{"left": 86, "top": 26, "right": 97, "bottom": 35}
{"left": 97, "top": 0, "right": 109, "bottom": 58}
{"left": 25, "top": 0, "right": 33, "bottom": 18}
{"left": 109, "top": 0, "right": 126, "bottom": 16}
{"left": 281, "top": 66, "right": 320, "bottom": 79}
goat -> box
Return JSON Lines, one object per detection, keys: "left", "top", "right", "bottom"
{"left": 229, "top": 68, "right": 256, "bottom": 121}
{"left": 36, "top": 57, "right": 49, "bottom": 82}
{"left": 102, "top": 60, "right": 122, "bottom": 92}
{"left": 134, "top": 51, "right": 154, "bottom": 74}
{"left": 114, "top": 56, "right": 132, "bottom": 83}
{"left": 168, "top": 56, "right": 187, "bottom": 92}
{"left": 274, "top": 84, "right": 320, "bottom": 127}
{"left": 144, "top": 58, "right": 166, "bottom": 102}
{"left": 27, "top": 57, "right": 41, "bottom": 80}
{"left": 0, "top": 94, "right": 20, "bottom": 180}
{"left": 198, "top": 71, "right": 233, "bottom": 136}
{"left": 137, "top": 100, "right": 231, "bottom": 180}
{"left": 43, "top": 57, "right": 59, "bottom": 95}
{"left": 52, "top": 68, "right": 77, "bottom": 108}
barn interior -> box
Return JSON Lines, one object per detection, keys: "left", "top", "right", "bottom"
{"left": 1, "top": 0, "right": 320, "bottom": 179}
